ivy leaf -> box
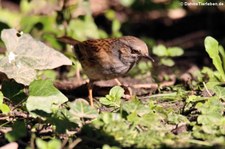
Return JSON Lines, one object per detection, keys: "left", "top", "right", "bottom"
{"left": 68, "top": 98, "right": 98, "bottom": 121}
{"left": 0, "top": 29, "right": 72, "bottom": 85}
{"left": 26, "top": 80, "right": 68, "bottom": 117}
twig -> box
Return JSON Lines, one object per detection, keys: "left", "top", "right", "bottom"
{"left": 132, "top": 83, "right": 158, "bottom": 89}
{"left": 203, "top": 82, "right": 213, "bottom": 97}
{"left": 68, "top": 138, "right": 82, "bottom": 149}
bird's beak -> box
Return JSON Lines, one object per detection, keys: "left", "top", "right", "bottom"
{"left": 142, "top": 55, "right": 155, "bottom": 62}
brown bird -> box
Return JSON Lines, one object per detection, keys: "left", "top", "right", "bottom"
{"left": 58, "top": 36, "right": 154, "bottom": 106}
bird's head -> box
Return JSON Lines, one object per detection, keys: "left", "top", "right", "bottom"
{"left": 119, "top": 36, "right": 154, "bottom": 62}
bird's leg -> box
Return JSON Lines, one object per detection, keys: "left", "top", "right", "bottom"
{"left": 88, "top": 80, "right": 94, "bottom": 107}
{"left": 114, "top": 78, "right": 132, "bottom": 99}
{"left": 114, "top": 78, "right": 122, "bottom": 86}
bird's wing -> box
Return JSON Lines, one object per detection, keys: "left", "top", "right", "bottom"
{"left": 57, "top": 36, "right": 81, "bottom": 45}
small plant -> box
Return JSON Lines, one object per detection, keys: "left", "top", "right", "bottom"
{"left": 36, "top": 138, "right": 61, "bottom": 149}
{"left": 0, "top": 92, "right": 10, "bottom": 114}
{"left": 99, "top": 86, "right": 124, "bottom": 108}
{"left": 204, "top": 36, "right": 225, "bottom": 82}
{"left": 153, "top": 44, "right": 184, "bottom": 67}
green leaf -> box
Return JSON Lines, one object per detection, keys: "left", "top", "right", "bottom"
{"left": 112, "top": 20, "right": 121, "bottom": 35}
{"left": 47, "top": 139, "right": 62, "bottom": 149}
{"left": 36, "top": 138, "right": 61, "bottom": 149}
{"left": 0, "top": 9, "right": 21, "bottom": 27}
{"left": 219, "top": 45, "right": 225, "bottom": 71}
{"left": 38, "top": 70, "right": 57, "bottom": 81}
{"left": 196, "top": 98, "right": 223, "bottom": 117}
{"left": 122, "top": 98, "right": 150, "bottom": 116}
{"left": 67, "top": 15, "right": 99, "bottom": 41}
{"left": 26, "top": 80, "right": 68, "bottom": 117}
{"left": 99, "top": 86, "right": 124, "bottom": 107}
{"left": 112, "top": 20, "right": 121, "bottom": 37}
{"left": 5, "top": 121, "right": 27, "bottom": 142}
{"left": 0, "top": 92, "right": 3, "bottom": 105}
{"left": 109, "top": 86, "right": 124, "bottom": 100}
{"left": 1, "top": 80, "right": 26, "bottom": 102}
{"left": 47, "top": 109, "right": 77, "bottom": 133}
{"left": 213, "top": 85, "right": 225, "bottom": 100}
{"left": 205, "top": 36, "right": 219, "bottom": 58}
{"left": 105, "top": 10, "right": 116, "bottom": 20}
{"left": 0, "top": 29, "right": 72, "bottom": 85}
{"left": 153, "top": 44, "right": 168, "bottom": 57}
{"left": 161, "top": 58, "right": 175, "bottom": 67}
{"left": 36, "top": 138, "right": 48, "bottom": 149}
{"left": 167, "top": 112, "right": 189, "bottom": 124}
{"left": 167, "top": 47, "right": 184, "bottom": 57}
{"left": 102, "top": 144, "right": 121, "bottom": 149}
{"left": 193, "top": 97, "right": 225, "bottom": 139}
{"left": 68, "top": 98, "right": 98, "bottom": 119}
{"left": 0, "top": 91, "right": 10, "bottom": 114}
{"left": 202, "top": 67, "right": 221, "bottom": 82}
{"left": 0, "top": 103, "right": 10, "bottom": 114}
{"left": 204, "top": 36, "right": 225, "bottom": 81}
{"left": 197, "top": 113, "right": 222, "bottom": 126}
{"left": 120, "top": 0, "right": 135, "bottom": 7}
{"left": 186, "top": 95, "right": 201, "bottom": 103}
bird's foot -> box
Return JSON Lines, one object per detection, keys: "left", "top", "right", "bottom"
{"left": 121, "top": 85, "right": 133, "bottom": 100}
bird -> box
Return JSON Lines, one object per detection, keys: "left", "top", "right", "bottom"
{"left": 58, "top": 36, "right": 154, "bottom": 106}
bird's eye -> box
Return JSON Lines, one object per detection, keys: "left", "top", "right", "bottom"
{"left": 130, "top": 48, "right": 140, "bottom": 55}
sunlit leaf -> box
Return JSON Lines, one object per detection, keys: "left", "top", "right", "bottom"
{"left": 213, "top": 85, "right": 225, "bottom": 100}
{"left": 122, "top": 98, "right": 150, "bottom": 116}
{"left": 120, "top": 0, "right": 135, "bottom": 7}
{"left": 36, "top": 138, "right": 61, "bottom": 149}
{"left": 204, "top": 36, "right": 225, "bottom": 81}
{"left": 161, "top": 58, "right": 174, "bottom": 67}
{"left": 167, "top": 47, "right": 184, "bottom": 57}
{"left": 0, "top": 91, "right": 10, "bottom": 114}
{"left": 68, "top": 98, "right": 98, "bottom": 119}
{"left": 0, "top": 9, "right": 21, "bottom": 27}
{"left": 99, "top": 86, "right": 124, "bottom": 107}
{"left": 26, "top": 80, "right": 68, "bottom": 117}
{"left": 153, "top": 44, "right": 168, "bottom": 57}
{"left": 109, "top": 86, "right": 124, "bottom": 100}
{"left": 67, "top": 15, "right": 99, "bottom": 41}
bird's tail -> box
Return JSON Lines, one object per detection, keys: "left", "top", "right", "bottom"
{"left": 57, "top": 36, "right": 81, "bottom": 45}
